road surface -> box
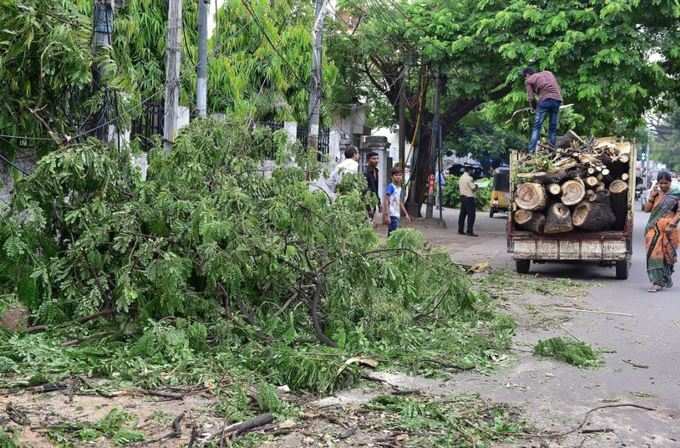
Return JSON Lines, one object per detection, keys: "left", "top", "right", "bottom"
{"left": 412, "top": 207, "right": 680, "bottom": 447}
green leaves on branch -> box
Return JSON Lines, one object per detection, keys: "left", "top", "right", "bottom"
{"left": 0, "top": 119, "right": 483, "bottom": 351}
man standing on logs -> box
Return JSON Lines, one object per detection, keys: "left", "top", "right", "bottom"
{"left": 458, "top": 165, "right": 478, "bottom": 237}
{"left": 523, "top": 67, "right": 563, "bottom": 152}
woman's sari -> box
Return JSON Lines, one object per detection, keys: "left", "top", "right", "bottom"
{"left": 646, "top": 193, "right": 680, "bottom": 288}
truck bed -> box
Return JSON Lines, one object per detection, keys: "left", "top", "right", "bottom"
{"left": 508, "top": 229, "right": 630, "bottom": 261}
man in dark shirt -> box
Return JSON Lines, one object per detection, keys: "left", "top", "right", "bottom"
{"left": 364, "top": 152, "right": 380, "bottom": 220}
{"left": 523, "top": 67, "right": 563, "bottom": 152}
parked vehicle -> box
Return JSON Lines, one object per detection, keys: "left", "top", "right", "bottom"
{"left": 507, "top": 138, "right": 635, "bottom": 279}
{"left": 489, "top": 166, "right": 510, "bottom": 218}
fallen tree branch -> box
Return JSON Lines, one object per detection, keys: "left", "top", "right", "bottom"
{"left": 310, "top": 274, "right": 337, "bottom": 347}
{"left": 523, "top": 403, "right": 656, "bottom": 440}
{"left": 26, "top": 309, "right": 114, "bottom": 334}
{"left": 138, "top": 411, "right": 185, "bottom": 445}
{"left": 203, "top": 413, "right": 274, "bottom": 445}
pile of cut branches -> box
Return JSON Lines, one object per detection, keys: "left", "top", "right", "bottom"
{"left": 0, "top": 119, "right": 487, "bottom": 355}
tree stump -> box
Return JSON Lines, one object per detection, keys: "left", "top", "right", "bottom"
{"left": 544, "top": 203, "right": 573, "bottom": 234}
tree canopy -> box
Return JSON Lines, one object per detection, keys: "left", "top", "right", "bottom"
{"left": 330, "top": 0, "right": 680, "bottom": 212}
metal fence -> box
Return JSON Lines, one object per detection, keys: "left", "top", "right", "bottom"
{"left": 296, "top": 125, "right": 330, "bottom": 160}
{"left": 131, "top": 102, "right": 164, "bottom": 150}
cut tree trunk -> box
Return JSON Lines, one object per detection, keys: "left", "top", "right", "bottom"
{"left": 585, "top": 176, "right": 599, "bottom": 188}
{"left": 609, "top": 179, "right": 629, "bottom": 230}
{"left": 544, "top": 203, "right": 573, "bottom": 234}
{"left": 515, "top": 183, "right": 546, "bottom": 211}
{"left": 548, "top": 183, "right": 562, "bottom": 196}
{"left": 518, "top": 211, "right": 546, "bottom": 233}
{"left": 514, "top": 209, "right": 533, "bottom": 225}
{"left": 572, "top": 200, "right": 616, "bottom": 231}
{"left": 561, "top": 178, "right": 586, "bottom": 206}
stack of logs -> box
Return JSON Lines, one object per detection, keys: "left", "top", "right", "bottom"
{"left": 513, "top": 135, "right": 630, "bottom": 234}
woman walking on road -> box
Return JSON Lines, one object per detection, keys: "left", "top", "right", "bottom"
{"left": 643, "top": 171, "right": 680, "bottom": 292}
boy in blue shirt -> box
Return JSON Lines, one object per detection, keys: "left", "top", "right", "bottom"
{"left": 383, "top": 167, "right": 412, "bottom": 235}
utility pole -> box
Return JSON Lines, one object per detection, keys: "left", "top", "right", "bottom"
{"left": 163, "top": 0, "right": 183, "bottom": 152}
{"left": 196, "top": 0, "right": 209, "bottom": 117}
{"left": 307, "top": 0, "right": 329, "bottom": 152}
{"left": 93, "top": 0, "right": 114, "bottom": 142}
{"left": 398, "top": 66, "right": 406, "bottom": 172}
{"left": 425, "top": 70, "right": 440, "bottom": 219}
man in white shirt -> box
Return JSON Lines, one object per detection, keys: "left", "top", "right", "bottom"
{"left": 458, "top": 165, "right": 478, "bottom": 237}
{"left": 327, "top": 146, "right": 359, "bottom": 192}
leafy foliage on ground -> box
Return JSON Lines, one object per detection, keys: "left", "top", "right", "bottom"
{"left": 0, "top": 118, "right": 514, "bottom": 395}
{"left": 534, "top": 337, "right": 601, "bottom": 368}
{"left": 479, "top": 270, "right": 591, "bottom": 300}
{"left": 364, "top": 394, "right": 525, "bottom": 448}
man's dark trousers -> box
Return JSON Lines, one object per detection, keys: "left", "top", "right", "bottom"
{"left": 458, "top": 196, "right": 476, "bottom": 234}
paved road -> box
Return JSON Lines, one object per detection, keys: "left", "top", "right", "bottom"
{"left": 413, "top": 207, "right": 680, "bottom": 447}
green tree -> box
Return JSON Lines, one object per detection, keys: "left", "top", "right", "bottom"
{"left": 330, "top": 0, "right": 680, "bottom": 214}
{"left": 650, "top": 105, "right": 680, "bottom": 171}
{"left": 0, "top": 0, "right": 94, "bottom": 152}
{"left": 209, "top": 0, "right": 337, "bottom": 123}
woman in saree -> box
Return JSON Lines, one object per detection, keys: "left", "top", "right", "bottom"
{"left": 643, "top": 171, "right": 680, "bottom": 292}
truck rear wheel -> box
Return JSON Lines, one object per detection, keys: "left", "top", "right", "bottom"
{"left": 516, "top": 259, "right": 530, "bottom": 274}
{"left": 615, "top": 260, "right": 629, "bottom": 280}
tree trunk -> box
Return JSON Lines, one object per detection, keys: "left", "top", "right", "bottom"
{"left": 544, "top": 203, "right": 573, "bottom": 234}
{"left": 515, "top": 183, "right": 546, "bottom": 211}
{"left": 561, "top": 178, "right": 586, "bottom": 206}
{"left": 406, "top": 128, "right": 433, "bottom": 217}
{"left": 609, "top": 179, "right": 628, "bottom": 230}
{"left": 572, "top": 200, "right": 616, "bottom": 231}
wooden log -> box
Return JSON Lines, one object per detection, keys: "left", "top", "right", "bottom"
{"left": 601, "top": 168, "right": 610, "bottom": 176}
{"left": 618, "top": 153, "right": 630, "bottom": 164}
{"left": 544, "top": 203, "right": 573, "bottom": 234}
{"left": 621, "top": 173, "right": 629, "bottom": 181}
{"left": 561, "top": 178, "right": 586, "bottom": 206}
{"left": 609, "top": 179, "right": 628, "bottom": 194}
{"left": 587, "top": 167, "right": 596, "bottom": 175}
{"left": 572, "top": 200, "right": 616, "bottom": 231}
{"left": 519, "top": 211, "right": 546, "bottom": 234}
{"left": 585, "top": 176, "right": 600, "bottom": 188}
{"left": 515, "top": 183, "right": 547, "bottom": 211}
{"left": 513, "top": 209, "right": 533, "bottom": 225}
{"left": 609, "top": 179, "right": 628, "bottom": 230}
{"left": 586, "top": 190, "right": 597, "bottom": 202}
{"left": 548, "top": 183, "right": 562, "bottom": 196}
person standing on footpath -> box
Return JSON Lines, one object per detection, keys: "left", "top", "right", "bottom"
{"left": 523, "top": 67, "right": 563, "bottom": 152}
{"left": 364, "top": 152, "right": 380, "bottom": 221}
{"left": 458, "top": 165, "right": 478, "bottom": 237}
{"left": 383, "top": 167, "right": 411, "bottom": 236}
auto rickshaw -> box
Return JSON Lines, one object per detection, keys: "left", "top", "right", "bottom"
{"left": 489, "top": 166, "right": 510, "bottom": 218}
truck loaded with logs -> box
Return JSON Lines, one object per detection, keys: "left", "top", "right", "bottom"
{"left": 507, "top": 132, "right": 635, "bottom": 279}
